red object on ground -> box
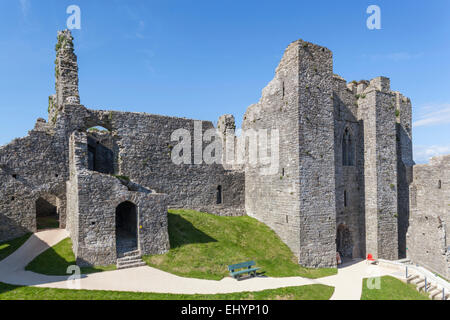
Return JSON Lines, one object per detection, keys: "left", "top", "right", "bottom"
{"left": 367, "top": 253, "right": 375, "bottom": 261}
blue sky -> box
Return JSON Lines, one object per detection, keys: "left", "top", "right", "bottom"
{"left": 0, "top": 0, "right": 449, "bottom": 163}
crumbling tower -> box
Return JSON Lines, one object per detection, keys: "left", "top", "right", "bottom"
{"left": 48, "top": 29, "right": 80, "bottom": 124}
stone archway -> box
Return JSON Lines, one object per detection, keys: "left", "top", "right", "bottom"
{"left": 115, "top": 201, "right": 138, "bottom": 256}
{"left": 336, "top": 224, "right": 353, "bottom": 259}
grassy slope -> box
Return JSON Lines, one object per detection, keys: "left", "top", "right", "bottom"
{"left": 0, "top": 233, "right": 32, "bottom": 262}
{"left": 361, "top": 276, "right": 430, "bottom": 300}
{"left": 0, "top": 282, "right": 334, "bottom": 300}
{"left": 143, "top": 209, "right": 337, "bottom": 280}
{"left": 25, "top": 238, "right": 116, "bottom": 275}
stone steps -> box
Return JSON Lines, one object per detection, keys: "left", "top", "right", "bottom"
{"left": 406, "top": 274, "right": 449, "bottom": 300}
{"left": 121, "top": 249, "right": 141, "bottom": 257}
{"left": 117, "top": 260, "right": 147, "bottom": 269}
{"left": 397, "top": 258, "right": 411, "bottom": 264}
{"left": 417, "top": 281, "right": 431, "bottom": 292}
{"left": 429, "top": 288, "right": 449, "bottom": 300}
{"left": 116, "top": 250, "right": 146, "bottom": 269}
{"left": 410, "top": 277, "right": 425, "bottom": 286}
{"left": 429, "top": 288, "right": 442, "bottom": 300}
{"left": 406, "top": 274, "right": 419, "bottom": 283}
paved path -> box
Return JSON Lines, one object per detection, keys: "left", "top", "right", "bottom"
{"left": 0, "top": 230, "right": 399, "bottom": 299}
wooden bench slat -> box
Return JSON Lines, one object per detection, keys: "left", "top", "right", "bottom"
{"left": 228, "top": 260, "right": 260, "bottom": 279}
{"left": 227, "top": 260, "right": 256, "bottom": 271}
{"left": 230, "top": 267, "right": 260, "bottom": 276}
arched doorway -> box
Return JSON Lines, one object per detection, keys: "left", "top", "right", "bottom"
{"left": 336, "top": 224, "right": 353, "bottom": 259}
{"left": 115, "top": 201, "right": 138, "bottom": 256}
{"left": 36, "top": 195, "right": 60, "bottom": 230}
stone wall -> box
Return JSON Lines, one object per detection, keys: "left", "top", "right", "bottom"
{"left": 242, "top": 40, "right": 337, "bottom": 268}
{"left": 395, "top": 92, "right": 414, "bottom": 258}
{"left": 0, "top": 124, "right": 68, "bottom": 241}
{"left": 88, "top": 109, "right": 245, "bottom": 217}
{"left": 0, "top": 29, "right": 245, "bottom": 253}
{"left": 357, "top": 78, "right": 399, "bottom": 260}
{"left": 243, "top": 40, "right": 302, "bottom": 261}
{"left": 67, "top": 131, "right": 170, "bottom": 266}
{"left": 333, "top": 75, "right": 364, "bottom": 259}
{"left": 407, "top": 155, "right": 450, "bottom": 279}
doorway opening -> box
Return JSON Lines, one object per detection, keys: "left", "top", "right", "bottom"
{"left": 336, "top": 224, "right": 353, "bottom": 260}
{"left": 115, "top": 201, "right": 138, "bottom": 256}
{"left": 36, "top": 195, "right": 59, "bottom": 230}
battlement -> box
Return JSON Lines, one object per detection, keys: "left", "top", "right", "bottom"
{"left": 346, "top": 77, "right": 392, "bottom": 95}
{"left": 276, "top": 38, "right": 332, "bottom": 75}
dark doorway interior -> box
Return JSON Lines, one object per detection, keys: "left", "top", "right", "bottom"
{"left": 36, "top": 196, "right": 59, "bottom": 230}
{"left": 115, "top": 201, "right": 138, "bottom": 256}
{"left": 216, "top": 185, "right": 222, "bottom": 204}
{"left": 336, "top": 224, "right": 353, "bottom": 259}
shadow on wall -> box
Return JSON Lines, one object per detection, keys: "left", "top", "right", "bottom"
{"left": 0, "top": 213, "right": 33, "bottom": 243}
{"left": 168, "top": 213, "right": 217, "bottom": 249}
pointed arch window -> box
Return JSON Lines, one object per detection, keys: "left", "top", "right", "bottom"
{"left": 342, "top": 128, "right": 355, "bottom": 166}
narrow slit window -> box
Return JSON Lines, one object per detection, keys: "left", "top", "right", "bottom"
{"left": 342, "top": 128, "right": 355, "bottom": 166}
{"left": 216, "top": 185, "right": 222, "bottom": 205}
{"left": 344, "top": 190, "right": 347, "bottom": 207}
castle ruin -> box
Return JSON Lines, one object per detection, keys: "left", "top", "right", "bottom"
{"left": 0, "top": 30, "right": 448, "bottom": 277}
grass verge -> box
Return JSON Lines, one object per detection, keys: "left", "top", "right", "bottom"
{"left": 0, "top": 282, "right": 333, "bottom": 300}
{"left": 143, "top": 209, "right": 337, "bottom": 280}
{"left": 0, "top": 233, "right": 32, "bottom": 262}
{"left": 361, "top": 276, "right": 430, "bottom": 300}
{"left": 25, "top": 238, "right": 116, "bottom": 275}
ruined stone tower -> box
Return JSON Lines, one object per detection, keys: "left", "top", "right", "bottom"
{"left": 239, "top": 40, "right": 414, "bottom": 267}
{"left": 242, "top": 40, "right": 337, "bottom": 268}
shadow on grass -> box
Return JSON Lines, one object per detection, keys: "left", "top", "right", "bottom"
{"left": 168, "top": 212, "right": 217, "bottom": 249}
{"left": 25, "top": 246, "right": 73, "bottom": 275}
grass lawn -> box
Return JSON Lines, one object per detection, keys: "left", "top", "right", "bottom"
{"left": 0, "top": 233, "right": 32, "bottom": 262}
{"left": 361, "top": 276, "right": 430, "bottom": 300}
{"left": 0, "top": 282, "right": 334, "bottom": 300}
{"left": 143, "top": 209, "right": 337, "bottom": 280}
{"left": 25, "top": 237, "right": 116, "bottom": 275}
{"left": 37, "top": 216, "right": 59, "bottom": 230}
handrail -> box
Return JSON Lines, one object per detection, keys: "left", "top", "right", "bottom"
{"left": 378, "top": 259, "right": 450, "bottom": 291}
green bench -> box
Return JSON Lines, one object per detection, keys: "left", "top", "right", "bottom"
{"left": 228, "top": 261, "right": 260, "bottom": 279}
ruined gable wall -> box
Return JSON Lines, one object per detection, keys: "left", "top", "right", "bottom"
{"left": 408, "top": 155, "right": 450, "bottom": 279}
{"left": 0, "top": 125, "right": 68, "bottom": 242}
{"left": 88, "top": 110, "right": 245, "bottom": 217}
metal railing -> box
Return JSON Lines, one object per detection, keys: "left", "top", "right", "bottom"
{"left": 378, "top": 259, "right": 449, "bottom": 300}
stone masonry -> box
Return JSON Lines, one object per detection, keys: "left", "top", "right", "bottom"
{"left": 407, "top": 155, "right": 450, "bottom": 279}
{"left": 0, "top": 30, "right": 446, "bottom": 270}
